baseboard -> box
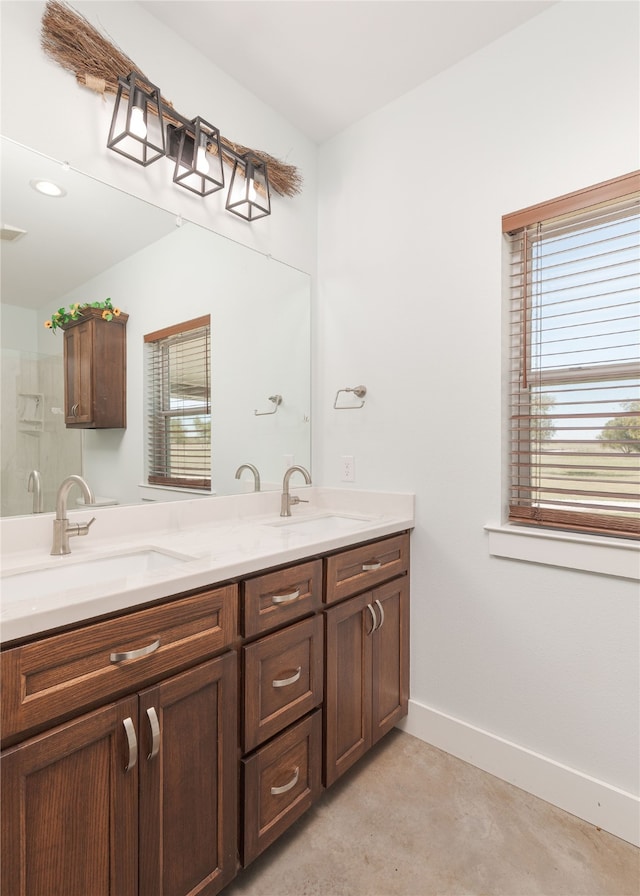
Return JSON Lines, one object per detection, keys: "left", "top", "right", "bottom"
{"left": 397, "top": 699, "right": 640, "bottom": 847}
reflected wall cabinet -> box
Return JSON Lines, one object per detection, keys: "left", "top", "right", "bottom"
{"left": 62, "top": 308, "right": 128, "bottom": 428}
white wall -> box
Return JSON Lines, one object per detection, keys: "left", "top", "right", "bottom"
{"left": 317, "top": 0, "right": 639, "bottom": 840}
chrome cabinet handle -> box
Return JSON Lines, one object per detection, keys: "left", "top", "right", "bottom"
{"left": 367, "top": 603, "right": 378, "bottom": 634}
{"left": 270, "top": 767, "right": 299, "bottom": 796}
{"left": 110, "top": 638, "right": 161, "bottom": 663}
{"left": 71, "top": 403, "right": 79, "bottom": 417}
{"left": 271, "top": 589, "right": 300, "bottom": 605}
{"left": 146, "top": 706, "right": 160, "bottom": 760}
{"left": 375, "top": 599, "right": 385, "bottom": 630}
{"left": 123, "top": 717, "right": 137, "bottom": 772}
{"left": 362, "top": 561, "right": 381, "bottom": 571}
{"left": 272, "top": 667, "right": 302, "bottom": 688}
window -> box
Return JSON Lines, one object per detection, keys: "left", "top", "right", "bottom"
{"left": 504, "top": 173, "right": 640, "bottom": 540}
{"left": 145, "top": 315, "right": 211, "bottom": 490}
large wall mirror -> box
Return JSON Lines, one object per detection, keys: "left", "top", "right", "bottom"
{"left": 0, "top": 137, "right": 311, "bottom": 518}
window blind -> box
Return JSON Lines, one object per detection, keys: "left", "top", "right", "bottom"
{"left": 144, "top": 316, "right": 211, "bottom": 489}
{"left": 504, "top": 174, "right": 640, "bottom": 539}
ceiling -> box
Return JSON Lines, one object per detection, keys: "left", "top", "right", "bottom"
{"left": 1, "top": 138, "right": 176, "bottom": 310}
{"left": 141, "top": 1, "right": 555, "bottom": 144}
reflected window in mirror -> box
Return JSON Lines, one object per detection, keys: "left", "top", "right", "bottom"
{"left": 145, "top": 316, "right": 211, "bottom": 490}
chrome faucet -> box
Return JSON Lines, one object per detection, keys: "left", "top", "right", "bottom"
{"left": 51, "top": 475, "right": 96, "bottom": 555}
{"left": 27, "top": 470, "right": 43, "bottom": 514}
{"left": 235, "top": 463, "right": 261, "bottom": 492}
{"left": 280, "top": 464, "right": 311, "bottom": 517}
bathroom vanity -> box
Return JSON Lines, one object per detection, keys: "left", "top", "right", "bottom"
{"left": 0, "top": 488, "right": 413, "bottom": 896}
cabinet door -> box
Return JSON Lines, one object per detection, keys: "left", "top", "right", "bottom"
{"left": 370, "top": 576, "right": 410, "bottom": 745}
{"left": 1, "top": 696, "right": 138, "bottom": 896}
{"left": 64, "top": 321, "right": 94, "bottom": 425}
{"left": 324, "top": 591, "right": 373, "bottom": 787}
{"left": 138, "top": 654, "right": 237, "bottom": 896}
{"left": 324, "top": 576, "right": 410, "bottom": 787}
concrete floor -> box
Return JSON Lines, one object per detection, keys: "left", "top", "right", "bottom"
{"left": 225, "top": 729, "right": 639, "bottom": 896}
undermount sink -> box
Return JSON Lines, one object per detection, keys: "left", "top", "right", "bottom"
{"left": 1, "top": 547, "right": 194, "bottom": 604}
{"left": 266, "top": 513, "right": 376, "bottom": 538}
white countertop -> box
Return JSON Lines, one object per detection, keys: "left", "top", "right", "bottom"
{"left": 0, "top": 488, "right": 414, "bottom": 644}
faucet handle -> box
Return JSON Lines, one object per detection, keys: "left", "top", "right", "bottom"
{"left": 73, "top": 517, "right": 96, "bottom": 537}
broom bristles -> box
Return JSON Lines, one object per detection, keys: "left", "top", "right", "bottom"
{"left": 41, "top": 0, "right": 302, "bottom": 197}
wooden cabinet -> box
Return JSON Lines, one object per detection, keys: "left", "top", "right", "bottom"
{"left": 62, "top": 308, "right": 128, "bottom": 428}
{"left": 1, "top": 586, "right": 238, "bottom": 896}
{"left": 1, "top": 529, "right": 410, "bottom": 893}
{"left": 2, "top": 656, "right": 236, "bottom": 896}
{"left": 324, "top": 535, "right": 410, "bottom": 787}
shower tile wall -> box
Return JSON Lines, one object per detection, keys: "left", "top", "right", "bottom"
{"left": 1, "top": 351, "right": 82, "bottom": 516}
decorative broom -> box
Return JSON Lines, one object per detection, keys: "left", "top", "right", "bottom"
{"left": 40, "top": 0, "right": 303, "bottom": 198}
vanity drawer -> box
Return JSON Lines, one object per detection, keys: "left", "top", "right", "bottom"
{"left": 241, "top": 709, "right": 322, "bottom": 866}
{"left": 1, "top": 584, "right": 237, "bottom": 744}
{"left": 243, "top": 615, "right": 323, "bottom": 752}
{"left": 325, "top": 533, "right": 409, "bottom": 606}
{"left": 242, "top": 559, "right": 322, "bottom": 638}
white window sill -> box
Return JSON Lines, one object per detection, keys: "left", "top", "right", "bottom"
{"left": 138, "top": 484, "right": 215, "bottom": 502}
{"left": 485, "top": 524, "right": 639, "bottom": 581}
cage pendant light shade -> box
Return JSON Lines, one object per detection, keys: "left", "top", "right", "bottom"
{"left": 226, "top": 154, "right": 271, "bottom": 221}
{"left": 107, "top": 73, "right": 165, "bottom": 166}
{"left": 173, "top": 118, "right": 224, "bottom": 197}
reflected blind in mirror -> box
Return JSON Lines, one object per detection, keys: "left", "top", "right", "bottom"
{"left": 145, "top": 315, "right": 211, "bottom": 489}
{"left": 504, "top": 173, "right": 640, "bottom": 539}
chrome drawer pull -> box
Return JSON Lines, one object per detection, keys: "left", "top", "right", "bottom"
{"left": 367, "top": 603, "right": 378, "bottom": 634}
{"left": 146, "top": 706, "right": 160, "bottom": 760}
{"left": 123, "top": 717, "right": 137, "bottom": 772}
{"left": 110, "top": 639, "right": 161, "bottom": 663}
{"left": 375, "top": 599, "right": 385, "bottom": 630}
{"left": 270, "top": 767, "right": 299, "bottom": 796}
{"left": 362, "top": 561, "right": 381, "bottom": 571}
{"left": 272, "top": 667, "right": 302, "bottom": 688}
{"left": 271, "top": 589, "right": 300, "bottom": 605}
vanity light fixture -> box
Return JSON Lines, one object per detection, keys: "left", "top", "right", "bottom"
{"left": 107, "top": 72, "right": 271, "bottom": 221}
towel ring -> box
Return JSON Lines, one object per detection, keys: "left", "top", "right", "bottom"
{"left": 334, "top": 385, "right": 366, "bottom": 410}
{"left": 255, "top": 394, "right": 282, "bottom": 416}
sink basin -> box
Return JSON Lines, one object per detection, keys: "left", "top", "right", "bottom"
{"left": 266, "top": 514, "right": 376, "bottom": 538}
{"left": 1, "top": 547, "right": 194, "bottom": 604}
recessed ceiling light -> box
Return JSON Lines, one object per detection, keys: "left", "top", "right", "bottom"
{"left": 29, "top": 178, "right": 67, "bottom": 198}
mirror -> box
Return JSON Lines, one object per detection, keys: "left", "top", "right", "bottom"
{"left": 0, "top": 137, "right": 311, "bottom": 517}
